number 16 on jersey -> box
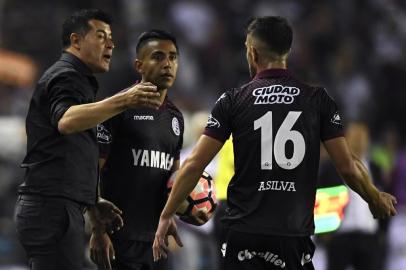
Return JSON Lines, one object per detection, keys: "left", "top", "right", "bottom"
{"left": 254, "top": 111, "right": 305, "bottom": 170}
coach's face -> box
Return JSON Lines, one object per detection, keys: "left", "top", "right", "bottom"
{"left": 245, "top": 34, "right": 257, "bottom": 78}
{"left": 135, "top": 40, "right": 178, "bottom": 91}
{"left": 77, "top": 19, "right": 114, "bottom": 73}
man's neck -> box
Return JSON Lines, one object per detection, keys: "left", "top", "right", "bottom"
{"left": 158, "top": 89, "right": 168, "bottom": 104}
{"left": 257, "top": 61, "right": 287, "bottom": 73}
{"left": 65, "top": 47, "right": 82, "bottom": 61}
{"left": 140, "top": 79, "right": 168, "bottom": 104}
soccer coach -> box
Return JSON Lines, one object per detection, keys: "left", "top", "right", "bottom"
{"left": 14, "top": 9, "right": 162, "bottom": 270}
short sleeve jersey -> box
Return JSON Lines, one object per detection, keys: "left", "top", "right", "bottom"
{"left": 98, "top": 97, "right": 184, "bottom": 241}
{"left": 203, "top": 69, "right": 344, "bottom": 236}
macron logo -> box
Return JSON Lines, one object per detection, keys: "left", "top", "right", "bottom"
{"left": 134, "top": 115, "right": 154, "bottom": 121}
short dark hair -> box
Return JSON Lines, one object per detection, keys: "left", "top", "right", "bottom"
{"left": 61, "top": 9, "right": 112, "bottom": 49}
{"left": 246, "top": 16, "right": 293, "bottom": 55}
{"left": 136, "top": 29, "right": 179, "bottom": 56}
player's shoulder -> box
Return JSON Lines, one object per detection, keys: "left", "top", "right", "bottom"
{"left": 287, "top": 76, "right": 333, "bottom": 104}
{"left": 217, "top": 84, "right": 250, "bottom": 102}
{"left": 41, "top": 63, "right": 83, "bottom": 89}
{"left": 237, "top": 80, "right": 253, "bottom": 92}
{"left": 165, "top": 98, "right": 184, "bottom": 120}
{"left": 287, "top": 76, "right": 325, "bottom": 96}
{"left": 310, "top": 85, "right": 336, "bottom": 102}
{"left": 165, "top": 97, "right": 181, "bottom": 112}
{"left": 210, "top": 87, "right": 239, "bottom": 108}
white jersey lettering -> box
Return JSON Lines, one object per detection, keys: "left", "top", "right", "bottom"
{"left": 131, "top": 149, "right": 175, "bottom": 171}
{"left": 132, "top": 149, "right": 142, "bottom": 166}
{"left": 160, "top": 152, "right": 166, "bottom": 170}
{"left": 151, "top": 150, "right": 160, "bottom": 168}
{"left": 140, "top": 150, "right": 149, "bottom": 167}
{"left": 258, "top": 180, "right": 296, "bottom": 192}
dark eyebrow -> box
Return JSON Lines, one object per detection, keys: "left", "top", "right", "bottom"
{"left": 96, "top": 29, "right": 112, "bottom": 37}
{"left": 150, "top": 50, "right": 178, "bottom": 57}
{"left": 151, "top": 50, "right": 165, "bottom": 55}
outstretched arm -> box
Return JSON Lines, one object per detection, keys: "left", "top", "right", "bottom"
{"left": 153, "top": 135, "right": 224, "bottom": 261}
{"left": 58, "top": 82, "right": 161, "bottom": 134}
{"left": 323, "top": 137, "right": 397, "bottom": 218}
{"left": 162, "top": 135, "right": 223, "bottom": 219}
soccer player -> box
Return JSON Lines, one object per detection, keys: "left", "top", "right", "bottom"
{"left": 90, "top": 30, "right": 184, "bottom": 270}
{"left": 15, "top": 9, "right": 162, "bottom": 270}
{"left": 153, "top": 16, "right": 397, "bottom": 270}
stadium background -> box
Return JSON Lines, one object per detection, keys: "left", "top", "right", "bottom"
{"left": 0, "top": 0, "right": 405, "bottom": 269}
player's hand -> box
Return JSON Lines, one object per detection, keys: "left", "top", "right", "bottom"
{"left": 153, "top": 215, "right": 172, "bottom": 261}
{"left": 369, "top": 191, "right": 397, "bottom": 219}
{"left": 94, "top": 198, "right": 124, "bottom": 233}
{"left": 165, "top": 217, "right": 183, "bottom": 248}
{"left": 90, "top": 232, "right": 115, "bottom": 270}
{"left": 354, "top": 159, "right": 398, "bottom": 219}
{"left": 179, "top": 211, "right": 211, "bottom": 226}
{"left": 124, "top": 82, "right": 161, "bottom": 110}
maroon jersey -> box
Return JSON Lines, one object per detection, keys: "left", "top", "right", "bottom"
{"left": 204, "top": 69, "right": 344, "bottom": 236}
{"left": 97, "top": 97, "right": 184, "bottom": 241}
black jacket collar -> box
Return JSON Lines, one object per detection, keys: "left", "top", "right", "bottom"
{"left": 60, "top": 51, "right": 94, "bottom": 76}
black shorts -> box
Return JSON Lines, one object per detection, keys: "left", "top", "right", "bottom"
{"left": 15, "top": 194, "right": 87, "bottom": 270}
{"left": 108, "top": 234, "right": 166, "bottom": 270}
{"left": 221, "top": 229, "right": 315, "bottom": 270}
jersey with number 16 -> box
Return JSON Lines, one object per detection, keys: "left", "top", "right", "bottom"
{"left": 203, "top": 69, "right": 344, "bottom": 236}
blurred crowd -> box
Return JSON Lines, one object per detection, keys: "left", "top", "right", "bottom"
{"left": 0, "top": 0, "right": 405, "bottom": 269}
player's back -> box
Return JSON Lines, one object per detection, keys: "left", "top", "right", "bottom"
{"left": 204, "top": 69, "right": 343, "bottom": 236}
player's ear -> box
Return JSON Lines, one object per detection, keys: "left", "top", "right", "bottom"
{"left": 252, "top": 46, "right": 259, "bottom": 64}
{"left": 70, "top": 33, "right": 81, "bottom": 50}
{"left": 134, "top": 59, "right": 143, "bottom": 74}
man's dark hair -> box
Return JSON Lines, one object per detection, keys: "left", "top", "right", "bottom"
{"left": 61, "top": 9, "right": 112, "bottom": 49}
{"left": 246, "top": 16, "right": 293, "bottom": 55}
{"left": 136, "top": 29, "right": 179, "bottom": 56}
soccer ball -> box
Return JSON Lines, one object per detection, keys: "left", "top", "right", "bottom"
{"left": 167, "top": 171, "right": 217, "bottom": 226}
